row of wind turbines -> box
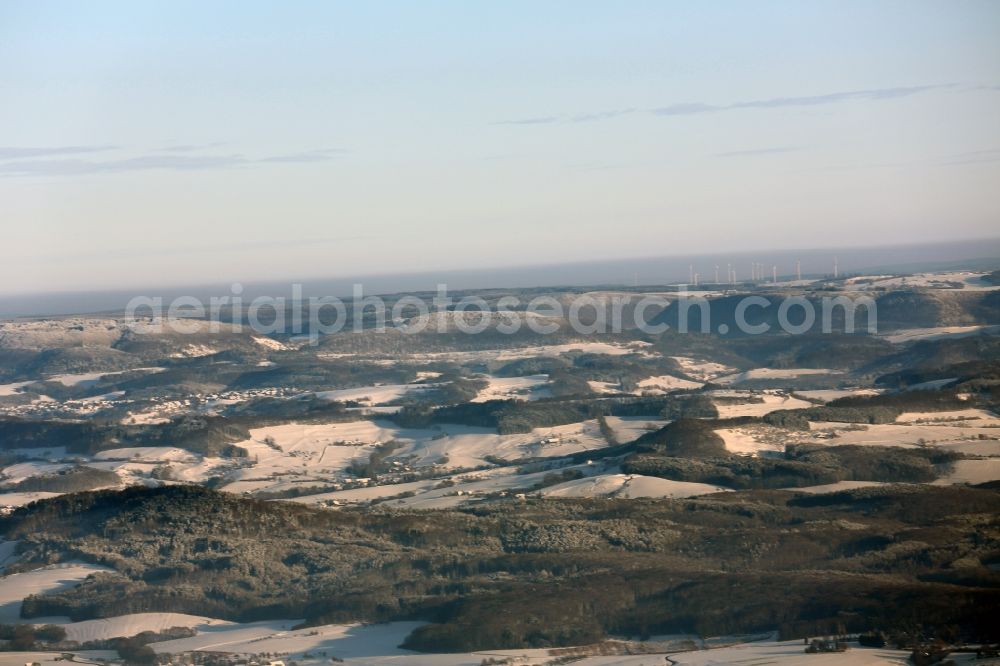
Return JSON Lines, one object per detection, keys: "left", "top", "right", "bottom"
{"left": 679, "top": 258, "right": 840, "bottom": 287}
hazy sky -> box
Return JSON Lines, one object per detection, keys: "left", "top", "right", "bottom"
{"left": 2, "top": 1, "right": 999, "bottom": 295}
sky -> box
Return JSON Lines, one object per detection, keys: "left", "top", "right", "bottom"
{"left": 1, "top": 1, "right": 999, "bottom": 295}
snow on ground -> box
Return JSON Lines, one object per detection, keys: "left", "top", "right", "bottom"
{"left": 587, "top": 380, "right": 620, "bottom": 394}
{"left": 0, "top": 492, "right": 61, "bottom": 508}
{"left": 0, "top": 381, "right": 33, "bottom": 397}
{"left": 93, "top": 446, "right": 198, "bottom": 462}
{"left": 667, "top": 639, "right": 911, "bottom": 665}
{"left": 148, "top": 619, "right": 302, "bottom": 654}
{"left": 0, "top": 562, "right": 114, "bottom": 623}
{"left": 287, "top": 478, "right": 443, "bottom": 505}
{"left": 168, "top": 621, "right": 427, "bottom": 660}
{"left": 845, "top": 270, "right": 1000, "bottom": 292}
{"left": 45, "top": 366, "right": 165, "bottom": 387}
{"left": 0, "top": 461, "right": 73, "bottom": 484}
{"left": 493, "top": 341, "right": 653, "bottom": 361}
{"left": 290, "top": 462, "right": 603, "bottom": 509}
{"left": 472, "top": 374, "right": 550, "bottom": 402}
{"left": 895, "top": 408, "right": 998, "bottom": 424}
{"left": 253, "top": 336, "right": 290, "bottom": 351}
{"left": 0, "top": 542, "right": 19, "bottom": 571}
{"left": 77, "top": 390, "right": 126, "bottom": 403}
{"left": 806, "top": 421, "right": 1000, "bottom": 450}
{"left": 542, "top": 474, "right": 728, "bottom": 499}
{"left": 714, "top": 368, "right": 840, "bottom": 385}
{"left": 45, "top": 372, "right": 108, "bottom": 388}
{"left": 222, "top": 419, "right": 613, "bottom": 495}
{"left": 670, "top": 356, "right": 736, "bottom": 381}
{"left": 403, "top": 420, "right": 610, "bottom": 468}
{"left": 792, "top": 481, "right": 889, "bottom": 494}
{"left": 132, "top": 624, "right": 916, "bottom": 666}
{"left": 718, "top": 411, "right": 1000, "bottom": 457}
{"left": 933, "top": 459, "right": 1000, "bottom": 485}
{"left": 231, "top": 420, "right": 408, "bottom": 476}
{"left": 0, "top": 651, "right": 118, "bottom": 666}
{"left": 602, "top": 416, "right": 669, "bottom": 444}
{"left": 882, "top": 324, "right": 1000, "bottom": 344}
{"left": 713, "top": 391, "right": 814, "bottom": 418}
{"left": 903, "top": 378, "right": 959, "bottom": 391}
{"left": 635, "top": 374, "right": 703, "bottom": 392}
{"left": 795, "top": 388, "right": 882, "bottom": 402}
{"left": 0, "top": 318, "right": 122, "bottom": 349}
{"left": 401, "top": 341, "right": 656, "bottom": 365}
{"left": 63, "top": 613, "right": 234, "bottom": 643}
{"left": 716, "top": 427, "right": 786, "bottom": 457}
{"left": 315, "top": 383, "right": 437, "bottom": 406}
{"left": 170, "top": 344, "right": 218, "bottom": 358}
{"left": 160, "top": 456, "right": 232, "bottom": 484}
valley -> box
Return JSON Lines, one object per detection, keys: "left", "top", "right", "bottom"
{"left": 0, "top": 270, "right": 998, "bottom": 664}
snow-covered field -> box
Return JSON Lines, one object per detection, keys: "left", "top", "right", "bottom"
{"left": 795, "top": 388, "right": 882, "bottom": 402}
{"left": 635, "top": 374, "right": 703, "bottom": 392}
{"left": 315, "top": 383, "right": 437, "bottom": 406}
{"left": 587, "top": 379, "right": 621, "bottom": 394}
{"left": 144, "top": 622, "right": 917, "bottom": 666}
{"left": 714, "top": 368, "right": 841, "bottom": 385}
{"left": 216, "top": 418, "right": 616, "bottom": 498}
{"left": 715, "top": 408, "right": 1000, "bottom": 464}
{"left": 0, "top": 461, "right": 74, "bottom": 485}
{"left": 844, "top": 270, "right": 1000, "bottom": 292}
{"left": 472, "top": 374, "right": 550, "bottom": 402}
{"left": 63, "top": 612, "right": 233, "bottom": 643}
{"left": 0, "top": 381, "right": 33, "bottom": 397}
{"left": 402, "top": 341, "right": 656, "bottom": 365}
{"left": 894, "top": 408, "right": 997, "bottom": 424}
{"left": 0, "top": 651, "right": 119, "bottom": 666}
{"left": 667, "top": 639, "right": 912, "bottom": 665}
{"left": 882, "top": 324, "right": 1000, "bottom": 344}
{"left": 602, "top": 416, "right": 669, "bottom": 443}
{"left": 716, "top": 427, "right": 787, "bottom": 457}
{"left": 289, "top": 461, "right": 602, "bottom": 509}
{"left": 542, "top": 474, "right": 728, "bottom": 499}
{"left": 807, "top": 420, "right": 1000, "bottom": 451}
{"left": 46, "top": 366, "right": 165, "bottom": 387}
{"left": 792, "top": 480, "right": 889, "bottom": 494}
{"left": 0, "top": 562, "right": 114, "bottom": 623}
{"left": 253, "top": 336, "right": 291, "bottom": 351}
{"left": 670, "top": 356, "right": 736, "bottom": 381}
{"left": 713, "top": 391, "right": 814, "bottom": 418}
{"left": 0, "top": 491, "right": 61, "bottom": 508}
{"left": 933, "top": 459, "right": 1000, "bottom": 485}
{"left": 93, "top": 446, "right": 197, "bottom": 462}
{"left": 394, "top": 420, "right": 609, "bottom": 468}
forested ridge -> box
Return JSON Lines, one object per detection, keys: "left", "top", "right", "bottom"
{"left": 3, "top": 484, "right": 998, "bottom": 651}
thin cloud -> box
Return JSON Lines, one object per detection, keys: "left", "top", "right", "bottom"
{"left": 570, "top": 108, "right": 636, "bottom": 123}
{"left": 155, "top": 142, "right": 228, "bottom": 152}
{"left": 941, "top": 148, "right": 1000, "bottom": 166}
{"left": 0, "top": 145, "right": 117, "bottom": 160}
{"left": 495, "top": 110, "right": 636, "bottom": 125}
{"left": 729, "top": 84, "right": 948, "bottom": 110}
{"left": 500, "top": 84, "right": 953, "bottom": 125}
{"left": 259, "top": 148, "right": 348, "bottom": 163}
{"left": 0, "top": 148, "right": 351, "bottom": 177}
{"left": 0, "top": 154, "right": 249, "bottom": 176}
{"left": 492, "top": 116, "right": 561, "bottom": 126}
{"left": 715, "top": 146, "right": 802, "bottom": 158}
{"left": 650, "top": 102, "right": 720, "bottom": 116}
